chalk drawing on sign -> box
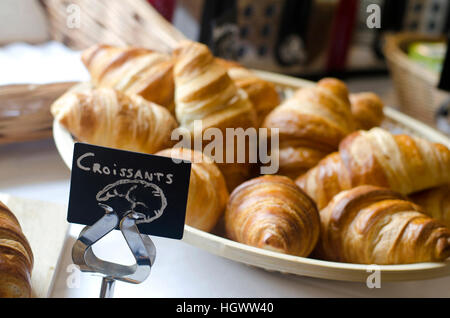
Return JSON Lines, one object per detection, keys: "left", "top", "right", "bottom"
{"left": 96, "top": 179, "right": 167, "bottom": 224}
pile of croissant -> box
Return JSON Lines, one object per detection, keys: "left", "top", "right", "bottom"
{"left": 0, "top": 201, "right": 33, "bottom": 297}
{"left": 52, "top": 40, "right": 450, "bottom": 265}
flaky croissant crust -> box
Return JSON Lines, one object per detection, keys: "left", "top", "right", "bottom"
{"left": 297, "top": 127, "right": 450, "bottom": 209}
{"left": 317, "top": 185, "right": 450, "bottom": 264}
{"left": 173, "top": 40, "right": 257, "bottom": 132}
{"left": 349, "top": 92, "right": 384, "bottom": 130}
{"left": 225, "top": 175, "right": 320, "bottom": 257}
{"left": 0, "top": 201, "right": 33, "bottom": 298}
{"left": 172, "top": 41, "right": 258, "bottom": 191}
{"left": 411, "top": 185, "right": 450, "bottom": 229}
{"left": 51, "top": 88, "right": 178, "bottom": 154}
{"left": 82, "top": 44, "right": 176, "bottom": 111}
{"left": 156, "top": 148, "right": 229, "bottom": 232}
{"left": 262, "top": 78, "right": 356, "bottom": 179}
{"left": 215, "top": 58, "right": 280, "bottom": 126}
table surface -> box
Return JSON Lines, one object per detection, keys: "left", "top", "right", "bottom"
{"left": 2, "top": 138, "right": 450, "bottom": 298}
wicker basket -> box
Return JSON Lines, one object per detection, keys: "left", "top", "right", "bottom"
{"left": 41, "top": 0, "right": 184, "bottom": 51}
{"left": 0, "top": 82, "right": 76, "bottom": 144}
{"left": 384, "top": 32, "right": 448, "bottom": 129}
{"left": 0, "top": 0, "right": 183, "bottom": 145}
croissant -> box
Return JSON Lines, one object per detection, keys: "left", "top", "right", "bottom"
{"left": 51, "top": 87, "right": 178, "bottom": 154}
{"left": 296, "top": 127, "right": 450, "bottom": 209}
{"left": 411, "top": 185, "right": 450, "bottom": 228}
{"left": 81, "top": 44, "right": 175, "bottom": 111}
{"left": 173, "top": 41, "right": 258, "bottom": 190}
{"left": 350, "top": 92, "right": 384, "bottom": 130}
{"left": 156, "top": 148, "right": 229, "bottom": 232}
{"left": 317, "top": 185, "right": 450, "bottom": 264}
{"left": 0, "top": 201, "right": 33, "bottom": 297}
{"left": 262, "top": 78, "right": 356, "bottom": 179}
{"left": 225, "top": 175, "right": 320, "bottom": 257}
{"left": 216, "top": 58, "right": 280, "bottom": 126}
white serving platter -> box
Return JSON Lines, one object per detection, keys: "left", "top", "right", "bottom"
{"left": 53, "top": 71, "right": 450, "bottom": 282}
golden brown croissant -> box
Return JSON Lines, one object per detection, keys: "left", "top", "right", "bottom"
{"left": 156, "top": 148, "right": 229, "bottom": 232}
{"left": 225, "top": 175, "right": 320, "bottom": 257}
{"left": 51, "top": 87, "right": 178, "bottom": 154}
{"left": 215, "top": 58, "right": 280, "bottom": 126}
{"left": 411, "top": 185, "right": 450, "bottom": 228}
{"left": 173, "top": 40, "right": 257, "bottom": 132}
{"left": 0, "top": 201, "right": 33, "bottom": 298}
{"left": 350, "top": 92, "right": 384, "bottom": 130}
{"left": 317, "top": 185, "right": 450, "bottom": 264}
{"left": 296, "top": 127, "right": 450, "bottom": 209}
{"left": 262, "top": 78, "right": 356, "bottom": 179}
{"left": 173, "top": 41, "right": 258, "bottom": 190}
{"left": 81, "top": 44, "right": 175, "bottom": 111}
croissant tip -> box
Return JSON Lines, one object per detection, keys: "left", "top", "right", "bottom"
{"left": 261, "top": 232, "right": 286, "bottom": 254}
{"left": 435, "top": 237, "right": 450, "bottom": 261}
{"left": 81, "top": 43, "right": 111, "bottom": 67}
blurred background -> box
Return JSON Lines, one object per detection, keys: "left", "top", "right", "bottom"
{"left": 0, "top": 0, "right": 449, "bottom": 143}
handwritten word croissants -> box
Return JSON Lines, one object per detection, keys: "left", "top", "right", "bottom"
{"left": 296, "top": 127, "right": 450, "bottom": 209}
{"left": 51, "top": 88, "right": 177, "bottom": 154}
{"left": 0, "top": 201, "right": 33, "bottom": 297}
{"left": 317, "top": 186, "right": 450, "bottom": 264}
{"left": 225, "top": 175, "right": 320, "bottom": 257}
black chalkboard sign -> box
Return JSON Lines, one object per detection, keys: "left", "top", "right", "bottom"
{"left": 68, "top": 143, "right": 191, "bottom": 239}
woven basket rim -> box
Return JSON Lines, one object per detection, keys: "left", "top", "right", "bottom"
{"left": 384, "top": 32, "right": 445, "bottom": 84}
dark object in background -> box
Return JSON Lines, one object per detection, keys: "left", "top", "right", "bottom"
{"left": 196, "top": 0, "right": 450, "bottom": 77}
{"left": 148, "top": 0, "right": 176, "bottom": 22}
{"left": 437, "top": 33, "right": 450, "bottom": 135}
{"left": 199, "top": 0, "right": 238, "bottom": 60}
{"left": 436, "top": 99, "right": 450, "bottom": 135}
{"left": 274, "top": 0, "right": 312, "bottom": 67}
{"left": 326, "top": 0, "right": 358, "bottom": 72}
{"left": 199, "top": 0, "right": 319, "bottom": 75}
{"left": 438, "top": 33, "right": 450, "bottom": 91}
{"left": 378, "top": 0, "right": 449, "bottom": 60}
{"left": 198, "top": 0, "right": 384, "bottom": 76}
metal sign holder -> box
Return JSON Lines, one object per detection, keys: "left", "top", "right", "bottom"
{"left": 71, "top": 204, "right": 156, "bottom": 298}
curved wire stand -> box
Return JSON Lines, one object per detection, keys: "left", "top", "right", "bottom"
{"left": 72, "top": 204, "right": 156, "bottom": 297}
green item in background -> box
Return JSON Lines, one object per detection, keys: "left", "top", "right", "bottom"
{"left": 408, "top": 41, "right": 446, "bottom": 74}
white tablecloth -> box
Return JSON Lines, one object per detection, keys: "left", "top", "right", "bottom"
{"left": 1, "top": 139, "right": 450, "bottom": 298}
